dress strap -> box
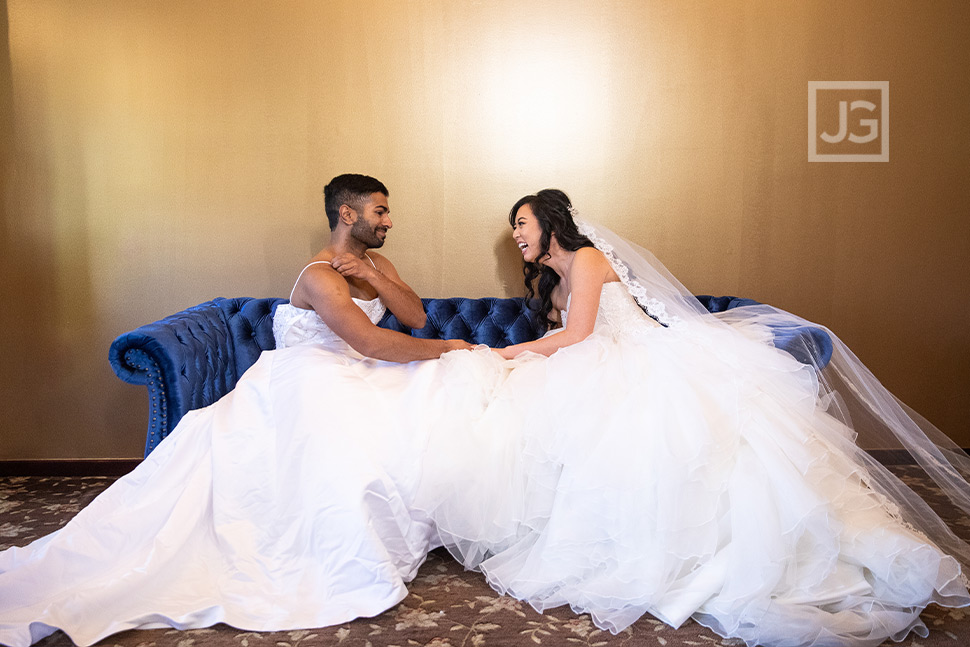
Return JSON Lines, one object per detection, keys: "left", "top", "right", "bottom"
{"left": 288, "top": 261, "right": 331, "bottom": 302}
{"left": 287, "top": 255, "right": 378, "bottom": 302}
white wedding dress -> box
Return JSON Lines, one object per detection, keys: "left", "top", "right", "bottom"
{"left": 414, "top": 281, "right": 970, "bottom": 647}
{"left": 0, "top": 295, "right": 501, "bottom": 647}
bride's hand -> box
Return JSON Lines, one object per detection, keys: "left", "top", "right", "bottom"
{"left": 492, "top": 346, "right": 518, "bottom": 360}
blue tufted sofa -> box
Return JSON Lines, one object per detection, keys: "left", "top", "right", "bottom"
{"left": 109, "top": 295, "right": 832, "bottom": 457}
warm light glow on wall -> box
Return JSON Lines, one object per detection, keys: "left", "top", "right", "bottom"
{"left": 436, "top": 11, "right": 620, "bottom": 180}
{"left": 479, "top": 38, "right": 609, "bottom": 170}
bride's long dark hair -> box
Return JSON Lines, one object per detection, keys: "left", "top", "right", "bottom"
{"left": 509, "top": 189, "right": 595, "bottom": 332}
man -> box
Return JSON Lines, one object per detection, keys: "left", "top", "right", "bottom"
{"left": 288, "top": 173, "right": 470, "bottom": 361}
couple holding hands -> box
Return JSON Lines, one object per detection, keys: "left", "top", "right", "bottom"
{"left": 3, "top": 174, "right": 970, "bottom": 647}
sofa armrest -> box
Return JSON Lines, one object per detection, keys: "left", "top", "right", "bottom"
{"left": 695, "top": 295, "right": 760, "bottom": 312}
{"left": 109, "top": 299, "right": 241, "bottom": 454}
{"left": 759, "top": 320, "right": 834, "bottom": 368}
{"left": 695, "top": 294, "right": 833, "bottom": 367}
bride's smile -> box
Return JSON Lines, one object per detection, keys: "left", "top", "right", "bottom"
{"left": 512, "top": 204, "right": 544, "bottom": 263}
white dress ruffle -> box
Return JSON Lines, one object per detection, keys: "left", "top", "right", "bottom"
{"left": 414, "top": 282, "right": 970, "bottom": 647}
{"left": 0, "top": 299, "right": 497, "bottom": 647}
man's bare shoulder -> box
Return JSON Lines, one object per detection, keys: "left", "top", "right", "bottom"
{"left": 293, "top": 261, "right": 351, "bottom": 309}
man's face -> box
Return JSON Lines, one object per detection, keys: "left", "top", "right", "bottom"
{"left": 349, "top": 192, "right": 392, "bottom": 248}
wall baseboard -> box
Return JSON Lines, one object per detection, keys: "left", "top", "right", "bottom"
{"left": 869, "top": 448, "right": 970, "bottom": 465}
{"left": 0, "top": 459, "right": 142, "bottom": 477}
{"left": 1, "top": 449, "right": 967, "bottom": 477}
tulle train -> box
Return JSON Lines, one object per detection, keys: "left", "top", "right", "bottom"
{"left": 416, "top": 323, "right": 970, "bottom": 647}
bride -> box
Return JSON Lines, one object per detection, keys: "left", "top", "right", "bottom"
{"left": 413, "top": 189, "right": 970, "bottom": 647}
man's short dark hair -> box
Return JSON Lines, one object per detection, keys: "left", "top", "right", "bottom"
{"left": 323, "top": 174, "right": 389, "bottom": 231}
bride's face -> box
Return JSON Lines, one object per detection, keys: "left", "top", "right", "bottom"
{"left": 511, "top": 204, "right": 545, "bottom": 264}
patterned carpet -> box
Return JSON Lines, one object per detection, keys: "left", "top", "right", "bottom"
{"left": 1, "top": 467, "right": 969, "bottom": 647}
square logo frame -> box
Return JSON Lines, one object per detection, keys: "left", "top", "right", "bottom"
{"left": 808, "top": 81, "right": 889, "bottom": 162}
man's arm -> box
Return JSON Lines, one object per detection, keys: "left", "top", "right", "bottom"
{"left": 329, "top": 252, "right": 427, "bottom": 329}
{"left": 303, "top": 265, "right": 468, "bottom": 362}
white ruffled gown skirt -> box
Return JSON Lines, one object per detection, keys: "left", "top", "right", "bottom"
{"left": 415, "top": 316, "right": 970, "bottom": 647}
{"left": 0, "top": 344, "right": 501, "bottom": 647}
{"left": 3, "top": 294, "right": 968, "bottom": 647}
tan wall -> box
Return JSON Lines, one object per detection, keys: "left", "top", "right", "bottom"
{"left": 1, "top": 0, "right": 967, "bottom": 458}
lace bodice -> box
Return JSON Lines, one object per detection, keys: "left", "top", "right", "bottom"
{"left": 273, "top": 298, "right": 386, "bottom": 350}
{"left": 561, "top": 281, "right": 661, "bottom": 336}
{"left": 274, "top": 257, "right": 386, "bottom": 350}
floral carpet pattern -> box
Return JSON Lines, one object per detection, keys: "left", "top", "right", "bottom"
{"left": 1, "top": 466, "right": 969, "bottom": 647}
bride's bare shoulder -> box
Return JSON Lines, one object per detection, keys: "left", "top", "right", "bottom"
{"left": 573, "top": 246, "right": 617, "bottom": 280}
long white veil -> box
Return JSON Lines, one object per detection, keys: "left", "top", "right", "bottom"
{"left": 578, "top": 217, "right": 970, "bottom": 574}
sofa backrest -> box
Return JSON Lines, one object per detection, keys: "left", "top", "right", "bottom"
{"left": 216, "top": 297, "right": 288, "bottom": 380}
{"left": 216, "top": 294, "right": 832, "bottom": 382}
{"left": 111, "top": 292, "right": 833, "bottom": 457}
{"left": 382, "top": 297, "right": 542, "bottom": 347}
{"left": 215, "top": 296, "right": 543, "bottom": 381}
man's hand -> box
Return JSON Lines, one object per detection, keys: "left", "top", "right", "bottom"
{"left": 355, "top": 251, "right": 427, "bottom": 330}
{"left": 330, "top": 253, "right": 378, "bottom": 283}
{"left": 326, "top": 251, "right": 427, "bottom": 330}
{"left": 443, "top": 339, "right": 473, "bottom": 354}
